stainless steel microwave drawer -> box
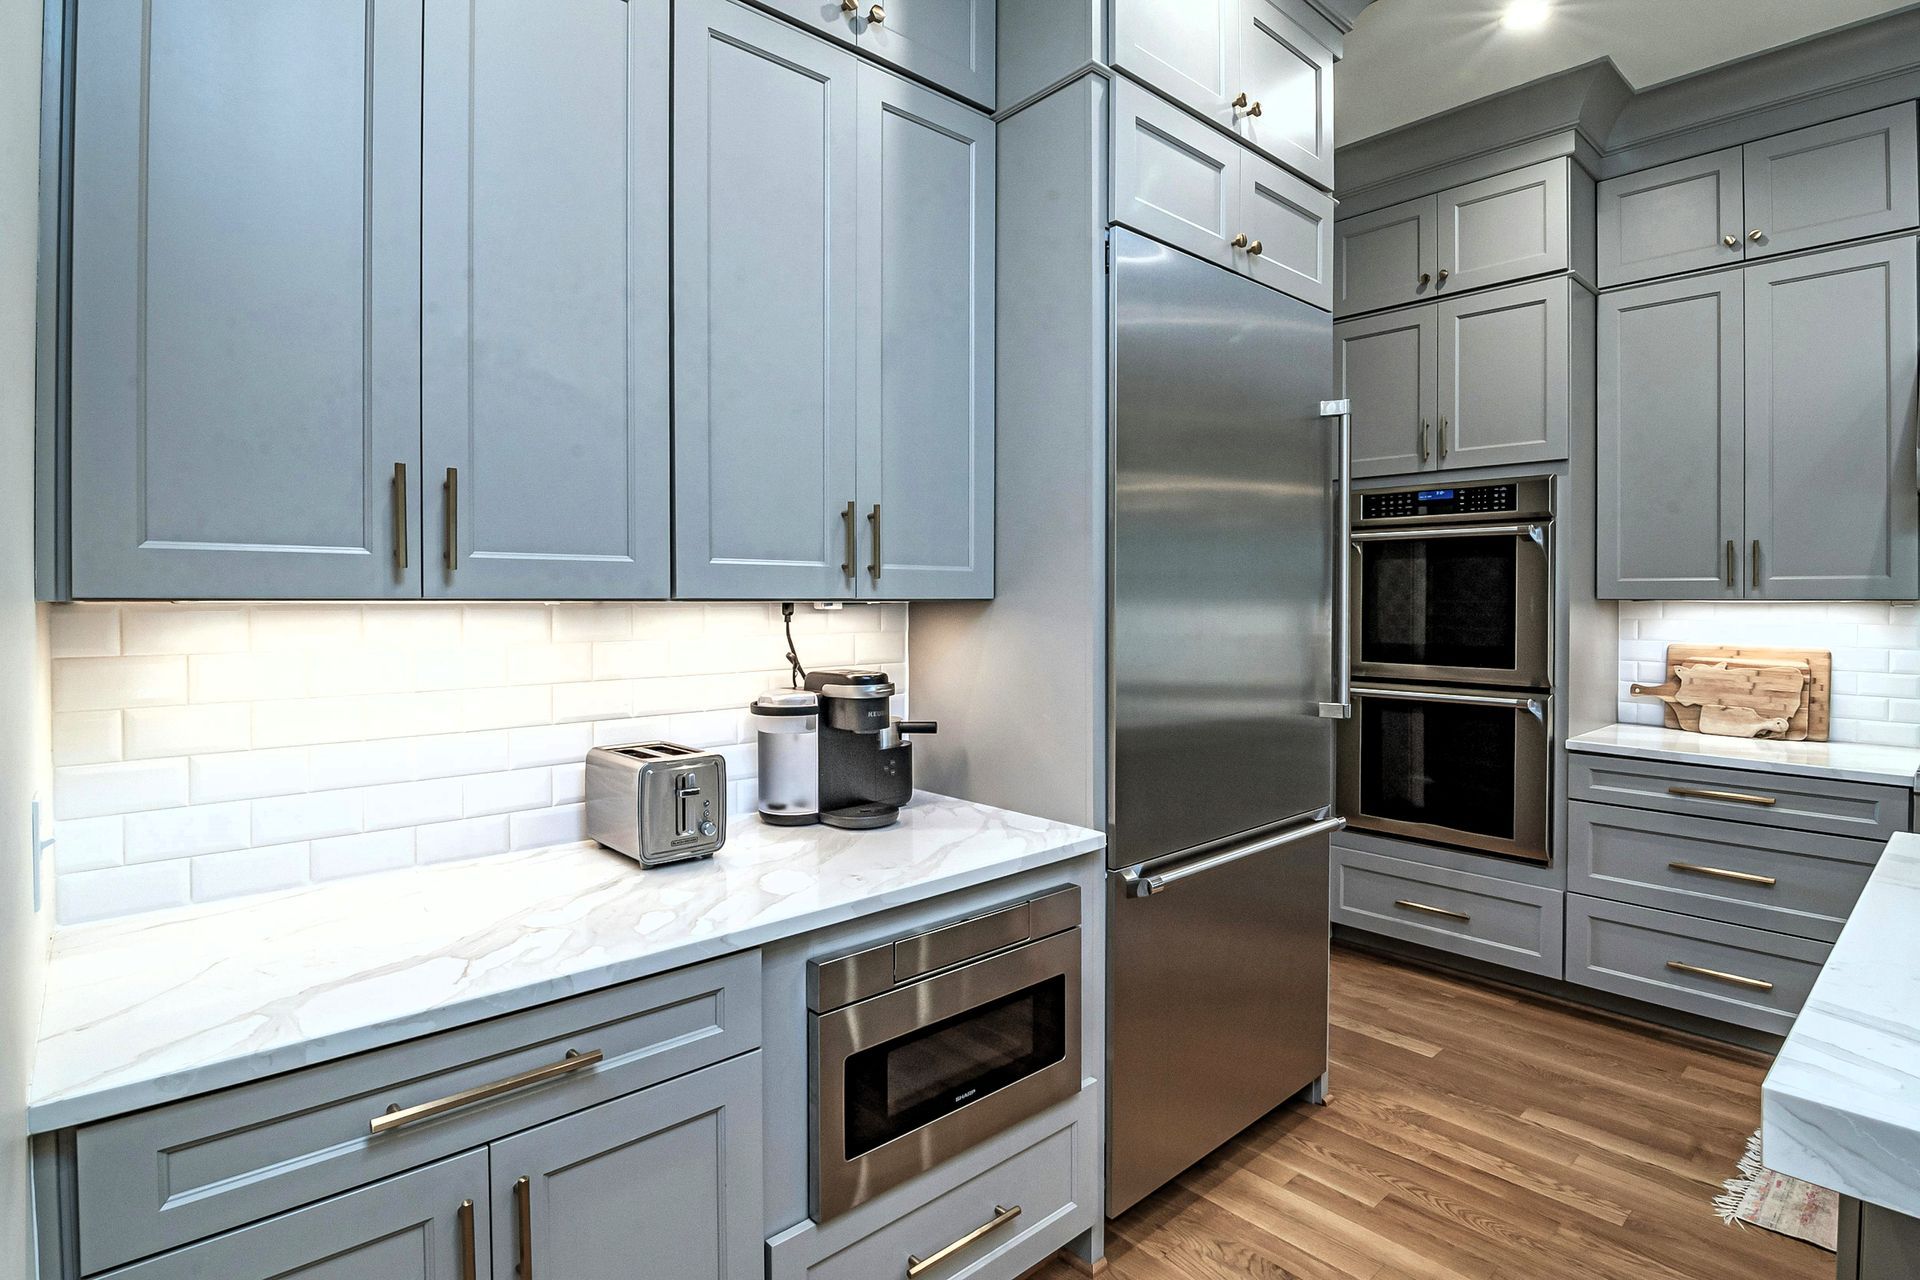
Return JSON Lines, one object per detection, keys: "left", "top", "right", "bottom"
{"left": 1569, "top": 754, "right": 1907, "bottom": 842}
{"left": 75, "top": 951, "right": 760, "bottom": 1275}
{"left": 1569, "top": 800, "right": 1881, "bottom": 942}
{"left": 1330, "top": 846, "right": 1564, "bottom": 978}
{"left": 1565, "top": 894, "right": 1829, "bottom": 1036}
{"left": 768, "top": 1086, "right": 1097, "bottom": 1280}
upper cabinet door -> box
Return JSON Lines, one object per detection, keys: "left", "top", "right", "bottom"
{"left": 1337, "top": 307, "right": 1437, "bottom": 479}
{"left": 1597, "top": 148, "right": 1745, "bottom": 288}
{"left": 1239, "top": 150, "right": 1335, "bottom": 310}
{"left": 1437, "top": 278, "right": 1571, "bottom": 471}
{"left": 855, "top": 67, "right": 995, "bottom": 599}
{"left": 674, "top": 0, "right": 860, "bottom": 600}
{"left": 1743, "top": 104, "right": 1920, "bottom": 260}
{"left": 68, "top": 0, "right": 423, "bottom": 600}
{"left": 1437, "top": 159, "right": 1571, "bottom": 296}
{"left": 856, "top": 0, "right": 995, "bottom": 109}
{"left": 1235, "top": 0, "right": 1335, "bottom": 190}
{"left": 422, "top": 0, "right": 670, "bottom": 600}
{"left": 1744, "top": 237, "right": 1919, "bottom": 601}
{"left": 1110, "top": 0, "right": 1238, "bottom": 129}
{"left": 1597, "top": 273, "right": 1745, "bottom": 600}
{"left": 1111, "top": 78, "right": 1244, "bottom": 272}
{"left": 1334, "top": 196, "right": 1439, "bottom": 316}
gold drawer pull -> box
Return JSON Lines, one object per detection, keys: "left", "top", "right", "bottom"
{"left": 1670, "top": 861, "right": 1778, "bottom": 888}
{"left": 1394, "top": 899, "right": 1470, "bottom": 923}
{"left": 370, "top": 1048, "right": 603, "bottom": 1136}
{"left": 1666, "top": 960, "right": 1774, "bottom": 992}
{"left": 458, "top": 1200, "right": 477, "bottom": 1280}
{"left": 1668, "top": 785, "right": 1777, "bottom": 807}
{"left": 907, "top": 1205, "right": 1022, "bottom": 1277}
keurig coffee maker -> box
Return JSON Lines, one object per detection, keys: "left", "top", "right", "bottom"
{"left": 802, "top": 669, "right": 937, "bottom": 829}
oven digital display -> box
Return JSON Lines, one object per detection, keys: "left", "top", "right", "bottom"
{"left": 1417, "top": 490, "right": 1456, "bottom": 501}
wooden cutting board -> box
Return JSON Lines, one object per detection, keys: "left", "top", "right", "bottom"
{"left": 1629, "top": 644, "right": 1831, "bottom": 741}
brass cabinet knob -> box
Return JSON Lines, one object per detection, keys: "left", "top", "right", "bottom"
{"left": 1749, "top": 228, "right": 1764, "bottom": 242}
{"left": 1723, "top": 234, "right": 1738, "bottom": 247}
{"left": 1247, "top": 101, "right": 1262, "bottom": 117}
{"left": 1418, "top": 271, "right": 1432, "bottom": 288}
{"left": 1232, "top": 92, "right": 1248, "bottom": 108}
{"left": 1231, "top": 233, "right": 1249, "bottom": 249}
{"left": 841, "top": 0, "right": 857, "bottom": 10}
{"left": 1231, "top": 92, "right": 1261, "bottom": 118}
{"left": 868, "top": 2, "right": 884, "bottom": 21}
{"left": 1436, "top": 267, "right": 1450, "bottom": 284}
{"left": 1248, "top": 240, "right": 1263, "bottom": 256}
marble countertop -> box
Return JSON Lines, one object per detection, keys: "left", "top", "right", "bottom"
{"left": 1566, "top": 724, "right": 1920, "bottom": 790}
{"left": 28, "top": 792, "right": 1102, "bottom": 1133}
{"left": 1763, "top": 833, "right": 1920, "bottom": 1218}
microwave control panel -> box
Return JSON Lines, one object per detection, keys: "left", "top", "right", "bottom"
{"left": 1362, "top": 483, "right": 1517, "bottom": 520}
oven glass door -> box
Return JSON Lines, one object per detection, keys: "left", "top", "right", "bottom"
{"left": 1338, "top": 685, "right": 1551, "bottom": 863}
{"left": 1352, "top": 523, "right": 1550, "bottom": 688}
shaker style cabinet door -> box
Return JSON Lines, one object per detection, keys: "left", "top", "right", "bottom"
{"left": 1111, "top": 77, "right": 1245, "bottom": 272}
{"left": 1597, "top": 148, "right": 1746, "bottom": 288}
{"left": 1238, "top": 149, "right": 1335, "bottom": 310}
{"left": 106, "top": 1153, "right": 489, "bottom": 1280}
{"left": 1235, "top": 0, "right": 1335, "bottom": 190}
{"left": 1336, "top": 307, "right": 1436, "bottom": 478}
{"left": 857, "top": 0, "right": 996, "bottom": 109}
{"left": 1743, "top": 237, "right": 1920, "bottom": 601}
{"left": 674, "top": 0, "right": 861, "bottom": 600}
{"left": 67, "top": 0, "right": 424, "bottom": 599}
{"left": 1437, "top": 278, "right": 1571, "bottom": 471}
{"left": 1334, "top": 196, "right": 1439, "bottom": 316}
{"left": 1436, "top": 159, "right": 1571, "bottom": 296}
{"left": 488, "top": 1055, "right": 763, "bottom": 1280}
{"left": 1742, "top": 104, "right": 1920, "bottom": 261}
{"left": 854, "top": 66, "right": 995, "bottom": 599}
{"left": 1597, "top": 273, "right": 1745, "bottom": 600}
{"left": 1109, "top": 0, "right": 1238, "bottom": 130}
{"left": 422, "top": 0, "right": 670, "bottom": 599}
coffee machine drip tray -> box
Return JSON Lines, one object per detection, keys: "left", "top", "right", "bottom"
{"left": 821, "top": 802, "right": 904, "bottom": 830}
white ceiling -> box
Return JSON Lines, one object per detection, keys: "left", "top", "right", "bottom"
{"left": 1335, "top": 0, "right": 1920, "bottom": 143}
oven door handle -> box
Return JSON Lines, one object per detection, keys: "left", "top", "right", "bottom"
{"left": 1319, "top": 399, "right": 1353, "bottom": 720}
{"left": 1123, "top": 816, "right": 1347, "bottom": 897}
{"left": 1351, "top": 685, "right": 1548, "bottom": 721}
{"left": 1350, "top": 522, "right": 1547, "bottom": 543}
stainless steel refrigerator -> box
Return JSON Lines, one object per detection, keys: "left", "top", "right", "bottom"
{"left": 1103, "top": 227, "right": 1349, "bottom": 1217}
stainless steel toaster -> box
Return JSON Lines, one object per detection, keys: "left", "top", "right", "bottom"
{"left": 584, "top": 741, "right": 727, "bottom": 867}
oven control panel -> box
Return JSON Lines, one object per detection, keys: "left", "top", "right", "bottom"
{"left": 1356, "top": 477, "right": 1552, "bottom": 525}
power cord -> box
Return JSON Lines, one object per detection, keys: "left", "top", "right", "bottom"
{"left": 781, "top": 602, "right": 808, "bottom": 688}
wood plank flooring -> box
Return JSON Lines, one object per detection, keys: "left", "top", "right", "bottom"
{"left": 1037, "top": 946, "right": 1829, "bottom": 1280}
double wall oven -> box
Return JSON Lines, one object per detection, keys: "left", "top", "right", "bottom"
{"left": 1338, "top": 478, "right": 1555, "bottom": 864}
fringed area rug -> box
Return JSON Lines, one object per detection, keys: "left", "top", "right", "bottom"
{"left": 1714, "top": 1129, "right": 1839, "bottom": 1251}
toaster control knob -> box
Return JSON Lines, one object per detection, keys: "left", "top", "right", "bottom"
{"left": 699, "top": 818, "right": 717, "bottom": 838}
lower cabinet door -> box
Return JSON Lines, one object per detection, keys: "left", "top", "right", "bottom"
{"left": 488, "top": 1053, "right": 763, "bottom": 1280}
{"left": 106, "top": 1152, "right": 489, "bottom": 1280}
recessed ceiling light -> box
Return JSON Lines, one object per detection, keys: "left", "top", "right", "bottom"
{"left": 1502, "top": 0, "right": 1551, "bottom": 29}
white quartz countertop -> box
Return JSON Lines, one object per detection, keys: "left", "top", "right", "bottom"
{"left": 1566, "top": 724, "right": 1920, "bottom": 790}
{"left": 28, "top": 792, "right": 1102, "bottom": 1133}
{"left": 1763, "top": 833, "right": 1920, "bottom": 1217}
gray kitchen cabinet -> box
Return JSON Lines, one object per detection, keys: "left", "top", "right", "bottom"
{"left": 66, "top": 0, "right": 424, "bottom": 600}
{"left": 107, "top": 1153, "right": 490, "bottom": 1280}
{"left": 421, "top": 0, "right": 670, "bottom": 600}
{"left": 1334, "top": 195, "right": 1439, "bottom": 317}
{"left": 1843, "top": 1199, "right": 1920, "bottom": 1280}
{"left": 1436, "top": 277, "right": 1572, "bottom": 470}
{"left": 855, "top": 66, "right": 995, "bottom": 599}
{"left": 1744, "top": 237, "right": 1919, "bottom": 600}
{"left": 1597, "top": 271, "right": 1744, "bottom": 599}
{"left": 857, "top": 0, "right": 995, "bottom": 109}
{"left": 673, "top": 0, "right": 860, "bottom": 600}
{"left": 1436, "top": 159, "right": 1576, "bottom": 296}
{"left": 1239, "top": 148, "right": 1335, "bottom": 309}
{"left": 489, "top": 1053, "right": 763, "bottom": 1280}
{"left": 1742, "top": 103, "right": 1920, "bottom": 260}
{"left": 1336, "top": 306, "right": 1436, "bottom": 478}
{"left": 1596, "top": 148, "right": 1746, "bottom": 288}
{"left": 1110, "top": 0, "right": 1239, "bottom": 134}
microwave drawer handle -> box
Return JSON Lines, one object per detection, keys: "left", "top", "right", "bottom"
{"left": 370, "top": 1049, "right": 603, "bottom": 1135}
{"left": 1351, "top": 686, "right": 1542, "bottom": 712}
{"left": 1125, "top": 816, "right": 1346, "bottom": 897}
{"left": 907, "top": 1205, "right": 1023, "bottom": 1277}
{"left": 1350, "top": 522, "right": 1546, "bottom": 543}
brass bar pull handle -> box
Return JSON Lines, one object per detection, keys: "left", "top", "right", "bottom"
{"left": 1725, "top": 539, "right": 1734, "bottom": 588}
{"left": 841, "top": 501, "right": 857, "bottom": 582}
{"left": 906, "top": 1205, "right": 1022, "bottom": 1277}
{"left": 1438, "top": 418, "right": 1449, "bottom": 461}
{"left": 1670, "top": 861, "right": 1779, "bottom": 888}
{"left": 1751, "top": 538, "right": 1760, "bottom": 590}
{"left": 515, "top": 1177, "right": 533, "bottom": 1279}
{"left": 370, "top": 1048, "right": 602, "bottom": 1136}
{"left": 867, "top": 504, "right": 882, "bottom": 583}
{"left": 1668, "top": 785, "right": 1777, "bottom": 807}
{"left": 1420, "top": 419, "right": 1431, "bottom": 463}
{"left": 458, "top": 1200, "right": 477, "bottom": 1280}
{"left": 1667, "top": 960, "right": 1774, "bottom": 992}
{"left": 1394, "top": 899, "right": 1470, "bottom": 923}
{"left": 392, "top": 463, "right": 409, "bottom": 572}
{"left": 444, "top": 467, "right": 459, "bottom": 573}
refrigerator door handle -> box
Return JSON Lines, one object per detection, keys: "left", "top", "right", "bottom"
{"left": 1122, "top": 816, "right": 1347, "bottom": 897}
{"left": 1318, "top": 399, "right": 1352, "bottom": 720}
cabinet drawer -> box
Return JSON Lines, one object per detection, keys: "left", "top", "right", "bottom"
{"left": 1568, "top": 755, "right": 1907, "bottom": 841}
{"left": 768, "top": 1087, "right": 1097, "bottom": 1280}
{"left": 1566, "top": 895, "right": 1829, "bottom": 1035}
{"left": 1331, "top": 847, "right": 1564, "bottom": 978}
{"left": 1570, "top": 801, "right": 1879, "bottom": 941}
{"left": 76, "top": 951, "right": 759, "bottom": 1275}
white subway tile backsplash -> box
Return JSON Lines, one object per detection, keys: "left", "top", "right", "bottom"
{"left": 47, "top": 601, "right": 906, "bottom": 918}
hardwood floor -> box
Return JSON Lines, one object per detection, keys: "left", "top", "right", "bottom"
{"left": 1037, "top": 945, "right": 1830, "bottom": 1280}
